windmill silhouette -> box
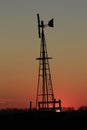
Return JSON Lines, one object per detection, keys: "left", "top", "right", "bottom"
{"left": 36, "top": 14, "right": 62, "bottom": 111}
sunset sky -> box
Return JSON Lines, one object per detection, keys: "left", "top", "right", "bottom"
{"left": 0, "top": 0, "right": 87, "bottom": 110}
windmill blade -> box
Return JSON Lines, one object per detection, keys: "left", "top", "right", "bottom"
{"left": 37, "top": 14, "right": 41, "bottom": 38}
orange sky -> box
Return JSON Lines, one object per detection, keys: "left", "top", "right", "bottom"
{"left": 0, "top": 0, "right": 87, "bottom": 110}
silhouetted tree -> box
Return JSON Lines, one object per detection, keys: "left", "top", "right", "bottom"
{"left": 78, "top": 105, "right": 87, "bottom": 112}
{"left": 62, "top": 107, "right": 75, "bottom": 112}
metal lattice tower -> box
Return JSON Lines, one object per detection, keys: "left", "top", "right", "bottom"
{"left": 36, "top": 14, "right": 55, "bottom": 110}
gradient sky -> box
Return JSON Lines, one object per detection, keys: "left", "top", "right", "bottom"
{"left": 0, "top": 0, "right": 87, "bottom": 109}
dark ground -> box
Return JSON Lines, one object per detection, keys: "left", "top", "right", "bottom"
{"left": 0, "top": 109, "right": 87, "bottom": 129}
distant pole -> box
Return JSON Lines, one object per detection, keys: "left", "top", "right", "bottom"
{"left": 29, "top": 101, "right": 32, "bottom": 111}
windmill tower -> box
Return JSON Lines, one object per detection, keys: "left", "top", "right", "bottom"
{"left": 36, "top": 14, "right": 62, "bottom": 111}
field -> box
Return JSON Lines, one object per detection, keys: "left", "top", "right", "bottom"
{"left": 0, "top": 109, "right": 87, "bottom": 129}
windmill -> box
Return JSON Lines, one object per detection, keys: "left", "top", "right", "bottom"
{"left": 36, "top": 14, "right": 62, "bottom": 111}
